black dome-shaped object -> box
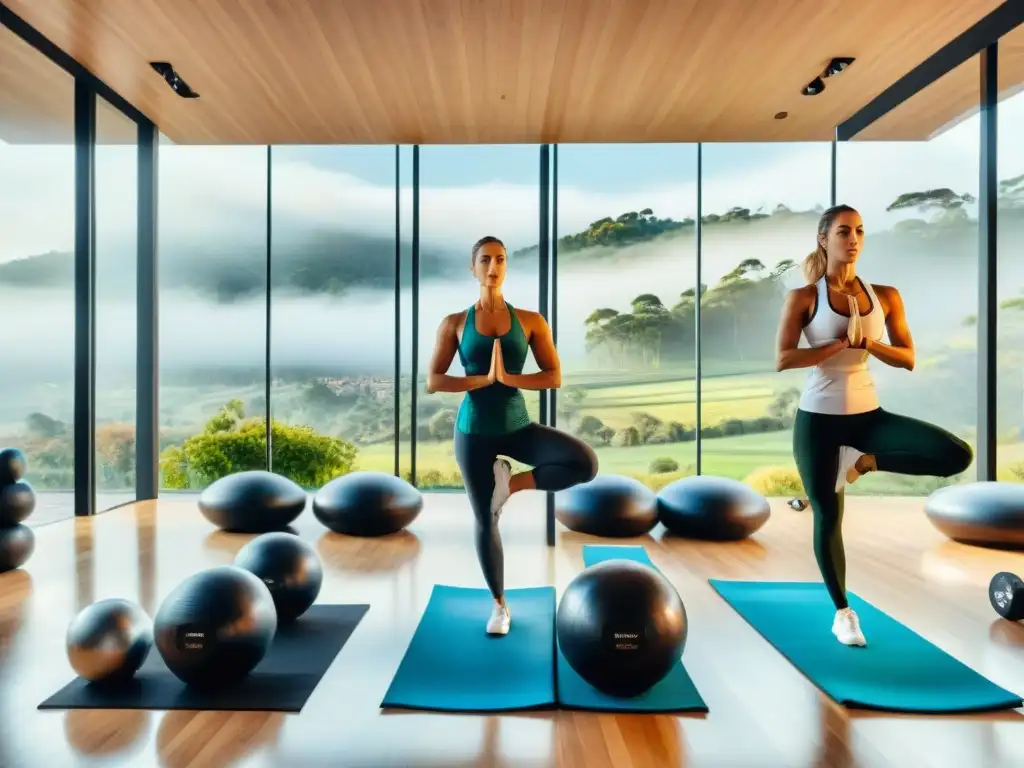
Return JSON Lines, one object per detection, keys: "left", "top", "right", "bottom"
{"left": 154, "top": 565, "right": 277, "bottom": 687}
{"left": 313, "top": 471, "right": 422, "bottom": 536}
{"left": 234, "top": 532, "right": 323, "bottom": 623}
{"left": 198, "top": 471, "right": 307, "bottom": 533}
{"left": 0, "top": 481, "right": 36, "bottom": 527}
{"left": 925, "top": 482, "right": 1024, "bottom": 548}
{"left": 0, "top": 446, "right": 27, "bottom": 486}
{"left": 657, "top": 475, "right": 770, "bottom": 541}
{"left": 0, "top": 524, "right": 35, "bottom": 573}
{"left": 555, "top": 474, "right": 658, "bottom": 538}
{"left": 557, "top": 559, "right": 688, "bottom": 698}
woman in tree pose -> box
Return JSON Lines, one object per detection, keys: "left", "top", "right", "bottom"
{"left": 775, "top": 204, "right": 972, "bottom": 647}
{"left": 427, "top": 236, "right": 598, "bottom": 635}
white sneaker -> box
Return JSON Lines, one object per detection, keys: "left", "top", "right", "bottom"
{"left": 832, "top": 607, "right": 866, "bottom": 647}
{"left": 486, "top": 603, "right": 511, "bottom": 635}
{"left": 836, "top": 446, "right": 865, "bottom": 492}
{"left": 491, "top": 459, "right": 512, "bottom": 520}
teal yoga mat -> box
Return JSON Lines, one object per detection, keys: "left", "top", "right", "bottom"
{"left": 710, "top": 580, "right": 1023, "bottom": 714}
{"left": 555, "top": 544, "right": 708, "bottom": 713}
{"left": 380, "top": 584, "right": 556, "bottom": 712}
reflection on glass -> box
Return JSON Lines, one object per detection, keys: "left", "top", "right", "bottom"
{"left": 416, "top": 146, "right": 541, "bottom": 489}
{"left": 95, "top": 97, "right": 139, "bottom": 509}
{"left": 837, "top": 59, "right": 980, "bottom": 494}
{"left": 555, "top": 144, "right": 698, "bottom": 491}
{"left": 699, "top": 143, "right": 831, "bottom": 497}
{"left": 157, "top": 145, "right": 268, "bottom": 491}
{"left": 997, "top": 48, "right": 1024, "bottom": 482}
{"left": 0, "top": 26, "right": 76, "bottom": 524}
{"left": 269, "top": 146, "right": 397, "bottom": 487}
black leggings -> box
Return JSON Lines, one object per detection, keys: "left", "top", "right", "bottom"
{"left": 454, "top": 423, "right": 598, "bottom": 599}
{"left": 793, "top": 407, "right": 973, "bottom": 610}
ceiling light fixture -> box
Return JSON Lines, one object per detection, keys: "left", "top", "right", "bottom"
{"left": 150, "top": 62, "right": 200, "bottom": 99}
{"left": 801, "top": 56, "right": 856, "bottom": 96}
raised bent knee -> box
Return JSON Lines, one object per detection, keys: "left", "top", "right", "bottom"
{"left": 577, "top": 443, "right": 599, "bottom": 483}
{"left": 940, "top": 437, "right": 973, "bottom": 477}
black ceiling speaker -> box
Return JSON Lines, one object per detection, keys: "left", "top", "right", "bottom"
{"left": 825, "top": 57, "right": 856, "bottom": 76}
{"left": 801, "top": 56, "right": 855, "bottom": 96}
{"left": 150, "top": 62, "right": 200, "bottom": 99}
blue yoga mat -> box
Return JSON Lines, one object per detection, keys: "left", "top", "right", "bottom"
{"left": 710, "top": 580, "right": 1023, "bottom": 714}
{"left": 380, "top": 584, "right": 557, "bottom": 712}
{"left": 555, "top": 544, "right": 708, "bottom": 713}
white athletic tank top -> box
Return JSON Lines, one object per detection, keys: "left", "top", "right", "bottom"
{"left": 798, "top": 276, "right": 885, "bottom": 415}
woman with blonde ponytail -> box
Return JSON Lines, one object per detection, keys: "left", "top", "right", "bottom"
{"left": 775, "top": 204, "right": 973, "bottom": 649}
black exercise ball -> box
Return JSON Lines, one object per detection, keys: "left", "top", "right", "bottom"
{"left": 198, "top": 471, "right": 308, "bottom": 533}
{"left": 0, "top": 447, "right": 26, "bottom": 486}
{"left": 925, "top": 482, "right": 1024, "bottom": 548}
{"left": 0, "top": 481, "right": 36, "bottom": 527}
{"left": 657, "top": 475, "right": 770, "bottom": 541}
{"left": 313, "top": 471, "right": 422, "bottom": 537}
{"left": 234, "top": 532, "right": 322, "bottom": 623}
{"left": 154, "top": 565, "right": 277, "bottom": 687}
{"left": 555, "top": 474, "right": 658, "bottom": 538}
{"left": 557, "top": 559, "right": 688, "bottom": 698}
{"left": 66, "top": 598, "right": 153, "bottom": 684}
{"left": 0, "top": 524, "right": 35, "bottom": 573}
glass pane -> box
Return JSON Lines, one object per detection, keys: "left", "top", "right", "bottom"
{"left": 0, "top": 25, "right": 76, "bottom": 525}
{"left": 699, "top": 143, "right": 832, "bottom": 497}
{"left": 95, "top": 96, "right": 138, "bottom": 510}
{"left": 157, "top": 145, "right": 268, "bottom": 492}
{"left": 555, "top": 144, "right": 698, "bottom": 490}
{"left": 998, "top": 30, "right": 1024, "bottom": 482}
{"left": 417, "top": 146, "right": 541, "bottom": 489}
{"left": 838, "top": 54, "right": 980, "bottom": 495}
{"left": 269, "top": 146, "right": 397, "bottom": 487}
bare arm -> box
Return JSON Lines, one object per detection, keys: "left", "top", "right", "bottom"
{"left": 502, "top": 312, "right": 562, "bottom": 390}
{"left": 775, "top": 287, "right": 849, "bottom": 371}
{"left": 864, "top": 286, "right": 915, "bottom": 371}
{"left": 425, "top": 315, "right": 493, "bottom": 393}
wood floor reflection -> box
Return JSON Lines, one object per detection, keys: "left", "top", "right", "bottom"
{"left": 1, "top": 493, "right": 1023, "bottom": 767}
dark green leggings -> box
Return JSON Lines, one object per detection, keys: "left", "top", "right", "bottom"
{"left": 793, "top": 407, "right": 973, "bottom": 609}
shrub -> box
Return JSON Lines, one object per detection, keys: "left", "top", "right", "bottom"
{"left": 649, "top": 456, "right": 679, "bottom": 474}
{"left": 744, "top": 465, "right": 804, "bottom": 497}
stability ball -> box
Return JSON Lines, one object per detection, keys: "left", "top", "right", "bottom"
{"left": 0, "top": 481, "right": 36, "bottom": 527}
{"left": 925, "top": 482, "right": 1024, "bottom": 548}
{"left": 234, "top": 532, "right": 323, "bottom": 623}
{"left": 313, "top": 471, "right": 423, "bottom": 536}
{"left": 557, "top": 559, "right": 688, "bottom": 698}
{"left": 198, "top": 470, "right": 307, "bottom": 533}
{"left": 555, "top": 474, "right": 658, "bottom": 538}
{"left": 154, "top": 565, "right": 277, "bottom": 687}
{"left": 0, "top": 447, "right": 26, "bottom": 486}
{"left": 66, "top": 598, "right": 153, "bottom": 684}
{"left": 0, "top": 524, "right": 35, "bottom": 573}
{"left": 657, "top": 475, "right": 770, "bottom": 541}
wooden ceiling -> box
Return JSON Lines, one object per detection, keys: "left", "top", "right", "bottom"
{"left": 0, "top": 0, "right": 1020, "bottom": 145}
{"left": 856, "top": 22, "right": 1024, "bottom": 140}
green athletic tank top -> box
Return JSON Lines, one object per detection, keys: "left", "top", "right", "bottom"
{"left": 455, "top": 301, "right": 532, "bottom": 435}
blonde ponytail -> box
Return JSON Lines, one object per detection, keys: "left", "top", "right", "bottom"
{"left": 803, "top": 245, "right": 827, "bottom": 284}
{"left": 805, "top": 204, "right": 859, "bottom": 285}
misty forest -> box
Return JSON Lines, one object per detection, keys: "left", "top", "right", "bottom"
{"left": 2, "top": 172, "right": 1024, "bottom": 500}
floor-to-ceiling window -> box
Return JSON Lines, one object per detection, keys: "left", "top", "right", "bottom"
{"left": 997, "top": 28, "right": 1024, "bottom": 482}
{"left": 157, "top": 144, "right": 268, "bottom": 492}
{"left": 554, "top": 144, "right": 698, "bottom": 491}
{"left": 0, "top": 24, "right": 76, "bottom": 525}
{"left": 836, "top": 55, "right": 981, "bottom": 494}
{"left": 269, "top": 146, "right": 397, "bottom": 488}
{"left": 94, "top": 96, "right": 138, "bottom": 510}
{"left": 699, "top": 143, "right": 832, "bottom": 497}
{"left": 415, "top": 146, "right": 541, "bottom": 489}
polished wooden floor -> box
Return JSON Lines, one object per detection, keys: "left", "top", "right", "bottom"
{"left": 2, "top": 491, "right": 1024, "bottom": 768}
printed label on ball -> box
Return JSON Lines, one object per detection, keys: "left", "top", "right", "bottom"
{"left": 177, "top": 624, "right": 208, "bottom": 653}
{"left": 609, "top": 629, "right": 641, "bottom": 651}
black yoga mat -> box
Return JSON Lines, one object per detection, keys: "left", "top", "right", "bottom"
{"left": 39, "top": 604, "right": 369, "bottom": 713}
